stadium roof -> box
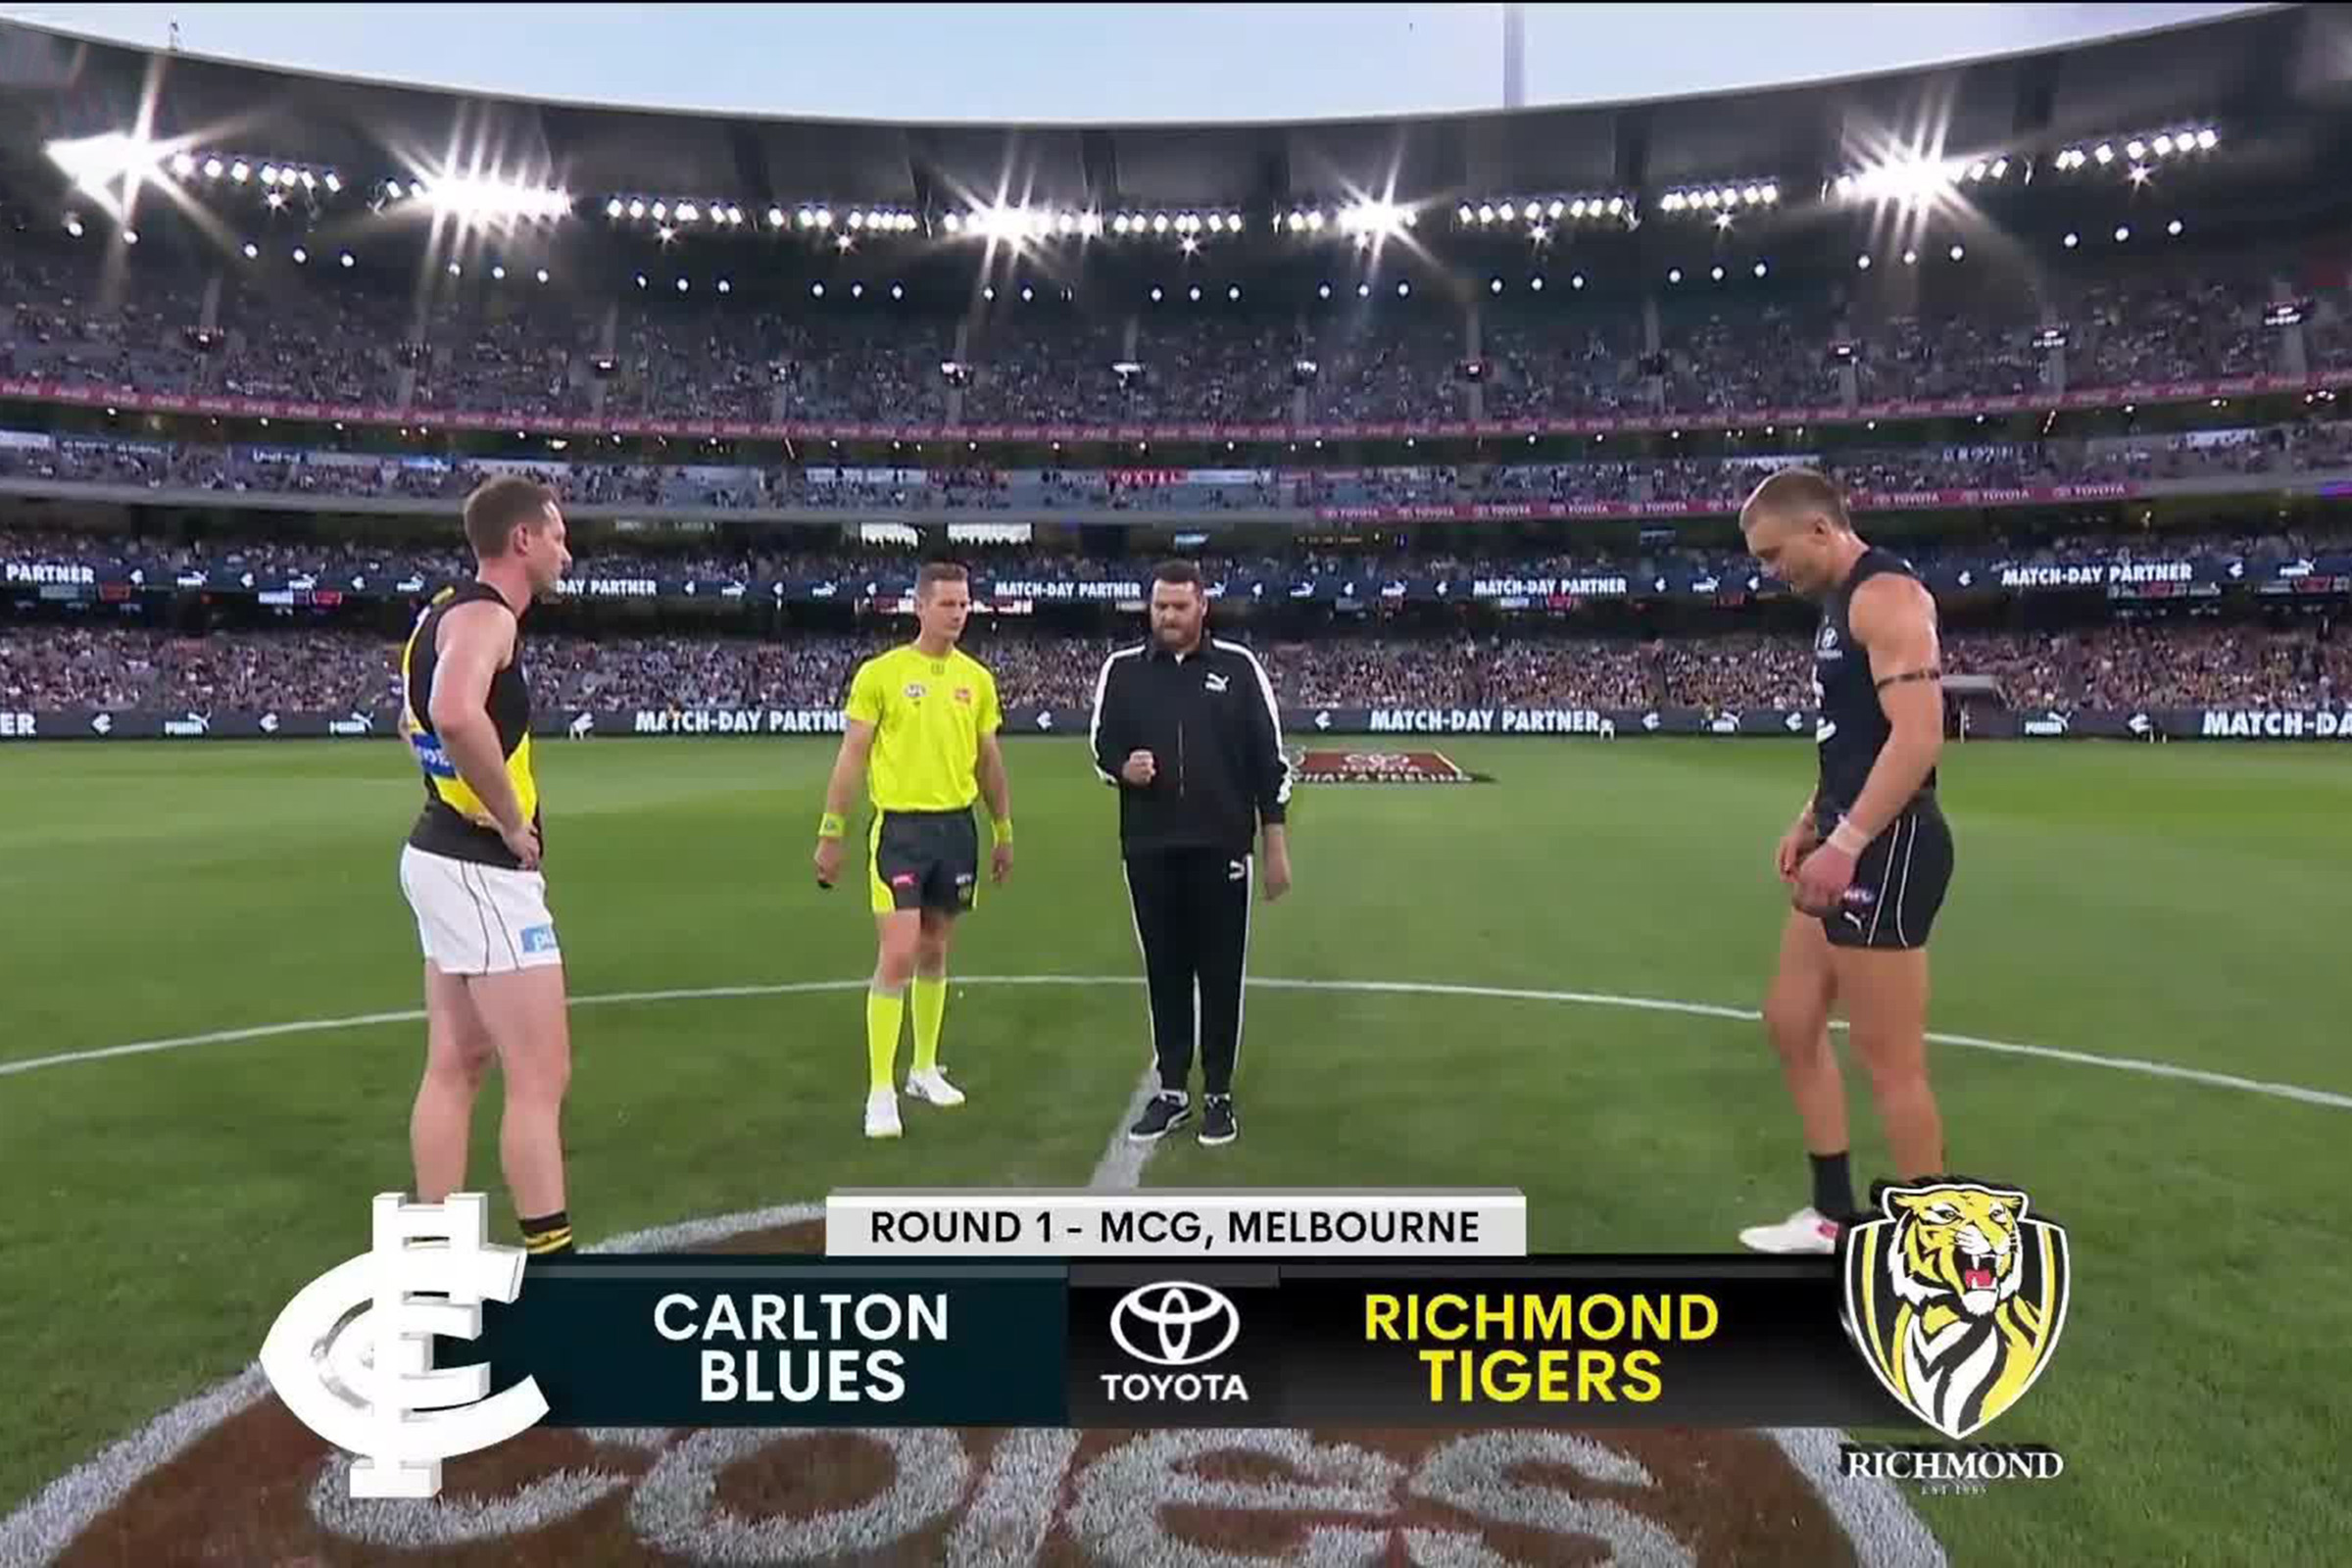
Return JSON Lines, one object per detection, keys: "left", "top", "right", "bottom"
{"left": 1, "top": 6, "right": 2344, "bottom": 213}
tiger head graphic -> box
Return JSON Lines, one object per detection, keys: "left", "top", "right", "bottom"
{"left": 1841, "top": 1180, "right": 2070, "bottom": 1441}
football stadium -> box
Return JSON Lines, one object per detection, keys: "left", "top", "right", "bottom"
{"left": 2, "top": 6, "right": 2349, "bottom": 1565}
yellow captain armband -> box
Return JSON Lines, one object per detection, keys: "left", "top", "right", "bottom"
{"left": 817, "top": 811, "right": 847, "bottom": 840}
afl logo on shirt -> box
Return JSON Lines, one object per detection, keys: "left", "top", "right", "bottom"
{"left": 904, "top": 683, "right": 927, "bottom": 701}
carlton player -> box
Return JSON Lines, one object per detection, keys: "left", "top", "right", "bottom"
{"left": 1732, "top": 468, "right": 1955, "bottom": 1254}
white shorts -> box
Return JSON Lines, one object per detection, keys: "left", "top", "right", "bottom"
{"left": 398, "top": 844, "right": 563, "bottom": 976}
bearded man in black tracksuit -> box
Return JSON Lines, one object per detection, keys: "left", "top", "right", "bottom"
{"left": 1088, "top": 560, "right": 1296, "bottom": 1148}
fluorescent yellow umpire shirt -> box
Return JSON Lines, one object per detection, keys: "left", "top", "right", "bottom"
{"left": 844, "top": 644, "right": 1004, "bottom": 811}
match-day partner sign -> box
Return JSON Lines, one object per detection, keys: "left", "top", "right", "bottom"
{"left": 260, "top": 1189, "right": 1921, "bottom": 1501}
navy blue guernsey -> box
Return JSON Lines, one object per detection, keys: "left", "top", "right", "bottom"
{"left": 1813, "top": 547, "right": 1937, "bottom": 822}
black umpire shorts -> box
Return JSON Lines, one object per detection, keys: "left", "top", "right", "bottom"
{"left": 866, "top": 808, "right": 980, "bottom": 915}
{"left": 1818, "top": 796, "right": 1954, "bottom": 952}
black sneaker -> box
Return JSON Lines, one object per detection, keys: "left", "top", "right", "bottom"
{"left": 1199, "top": 1095, "right": 1238, "bottom": 1147}
{"left": 1128, "top": 1092, "right": 1191, "bottom": 1143}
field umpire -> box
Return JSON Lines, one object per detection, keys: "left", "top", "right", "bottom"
{"left": 1089, "top": 560, "right": 1295, "bottom": 1147}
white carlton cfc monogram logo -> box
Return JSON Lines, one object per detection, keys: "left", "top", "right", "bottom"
{"left": 260, "top": 1194, "right": 550, "bottom": 1498}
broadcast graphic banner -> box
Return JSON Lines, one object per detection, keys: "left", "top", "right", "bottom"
{"left": 444, "top": 1256, "right": 1913, "bottom": 1431}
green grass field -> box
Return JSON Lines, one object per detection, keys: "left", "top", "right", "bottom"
{"left": 2, "top": 734, "right": 2348, "bottom": 1565}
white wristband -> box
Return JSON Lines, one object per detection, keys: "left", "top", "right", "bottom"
{"left": 1829, "top": 818, "right": 1872, "bottom": 856}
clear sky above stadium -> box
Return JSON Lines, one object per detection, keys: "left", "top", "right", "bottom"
{"left": 1, "top": 2, "right": 2271, "bottom": 122}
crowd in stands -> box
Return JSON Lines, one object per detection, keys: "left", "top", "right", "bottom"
{"left": 8, "top": 248, "right": 2347, "bottom": 427}
{"left": 4, "top": 423, "right": 2349, "bottom": 521}
{"left": 4, "top": 622, "right": 2338, "bottom": 714}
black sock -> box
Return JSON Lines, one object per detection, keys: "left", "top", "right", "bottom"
{"left": 1809, "top": 1152, "right": 1855, "bottom": 1221}
{"left": 520, "top": 1209, "right": 574, "bottom": 1257}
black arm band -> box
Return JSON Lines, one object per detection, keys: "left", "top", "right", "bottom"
{"left": 1874, "top": 667, "right": 1941, "bottom": 692}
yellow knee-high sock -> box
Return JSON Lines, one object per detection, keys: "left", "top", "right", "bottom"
{"left": 911, "top": 972, "right": 947, "bottom": 1074}
{"left": 867, "top": 984, "right": 906, "bottom": 1093}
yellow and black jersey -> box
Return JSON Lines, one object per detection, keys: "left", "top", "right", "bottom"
{"left": 402, "top": 580, "right": 540, "bottom": 869}
{"left": 843, "top": 644, "right": 1003, "bottom": 812}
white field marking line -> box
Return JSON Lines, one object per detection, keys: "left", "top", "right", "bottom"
{"left": 6, "top": 974, "right": 2348, "bottom": 1111}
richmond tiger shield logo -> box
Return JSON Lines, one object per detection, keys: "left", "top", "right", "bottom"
{"left": 1839, "top": 1179, "right": 2069, "bottom": 1441}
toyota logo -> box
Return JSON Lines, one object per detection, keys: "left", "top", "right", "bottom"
{"left": 1110, "top": 1282, "right": 1241, "bottom": 1368}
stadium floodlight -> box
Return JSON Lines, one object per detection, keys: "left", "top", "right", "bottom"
{"left": 204, "top": 157, "right": 224, "bottom": 178}
{"left": 635, "top": 272, "right": 647, "bottom": 288}
{"left": 291, "top": 246, "right": 308, "bottom": 263}
{"left": 847, "top": 281, "right": 860, "bottom": 297}
{"left": 797, "top": 207, "right": 815, "bottom": 227}
{"left": 1530, "top": 274, "right": 1544, "bottom": 291}
{"left": 265, "top": 192, "right": 284, "bottom": 211}
{"left": 606, "top": 198, "right": 624, "bottom": 219}
{"left": 1857, "top": 253, "right": 1872, "bottom": 269}
{"left": 448, "top": 262, "right": 463, "bottom": 276}
{"left": 1228, "top": 284, "right": 1242, "bottom": 300}
{"left": 335, "top": 251, "right": 352, "bottom": 269}
{"left": 1021, "top": 284, "right": 1035, "bottom": 301}
{"left": 1530, "top": 224, "right": 1550, "bottom": 243}
{"left": 1340, "top": 199, "right": 1409, "bottom": 239}
{"left": 1111, "top": 213, "right": 1132, "bottom": 235}
{"left": 1989, "top": 160, "right": 2007, "bottom": 180}
{"left": 491, "top": 264, "right": 506, "bottom": 279}
{"left": 677, "top": 202, "right": 700, "bottom": 222}
{"left": 2197, "top": 127, "right": 2218, "bottom": 150}
{"left": 1357, "top": 281, "right": 1372, "bottom": 297}
{"left": 811, "top": 281, "right": 825, "bottom": 297}
{"left": 1710, "top": 265, "right": 1725, "bottom": 280}
{"left": 2168, "top": 218, "right": 2183, "bottom": 236}
{"left": 260, "top": 164, "right": 281, "bottom": 186}
{"left": 2115, "top": 224, "right": 2131, "bottom": 241}
{"left": 813, "top": 207, "right": 833, "bottom": 227}
{"left": 64, "top": 215, "right": 83, "bottom": 236}
{"left": 122, "top": 229, "right": 137, "bottom": 245}
{"left": 890, "top": 282, "right": 904, "bottom": 299}
{"left": 1902, "top": 247, "right": 1917, "bottom": 265}
{"left": 1548, "top": 198, "right": 1565, "bottom": 219}
{"left": 1754, "top": 260, "right": 1768, "bottom": 277}
{"left": 240, "top": 240, "right": 257, "bottom": 258}
{"left": 767, "top": 206, "right": 785, "bottom": 226}
{"left": 536, "top": 268, "right": 550, "bottom": 283}
{"left": 1152, "top": 213, "right": 1170, "bottom": 233}
{"left": 1396, "top": 279, "right": 1410, "bottom": 296}
{"left": 1668, "top": 268, "right": 1683, "bottom": 283}
{"left": 726, "top": 206, "right": 744, "bottom": 225}
{"left": 1490, "top": 276, "right": 1503, "bottom": 293}
{"left": 627, "top": 198, "right": 645, "bottom": 219}
{"left": 1456, "top": 203, "right": 1474, "bottom": 223}
{"left": 1967, "top": 162, "right": 1987, "bottom": 181}
{"left": 717, "top": 278, "right": 732, "bottom": 293}
{"left": 2094, "top": 143, "right": 2115, "bottom": 164}
{"left": 651, "top": 201, "right": 668, "bottom": 221}
{"left": 323, "top": 172, "right": 340, "bottom": 193}
{"left": 418, "top": 174, "right": 572, "bottom": 222}
{"left": 1150, "top": 285, "right": 1163, "bottom": 302}
{"left": 1317, "top": 281, "right": 1332, "bottom": 298}
{"left": 1496, "top": 201, "right": 1517, "bottom": 221}
{"left": 657, "top": 224, "right": 674, "bottom": 241}
{"left": 1571, "top": 272, "right": 1586, "bottom": 289}
{"left": 171, "top": 151, "right": 195, "bottom": 176}
{"left": 1592, "top": 195, "right": 1614, "bottom": 215}
{"left": 230, "top": 160, "right": 250, "bottom": 182}
{"left": 1744, "top": 183, "right": 1763, "bottom": 203}
{"left": 2128, "top": 139, "right": 2149, "bottom": 161}
{"left": 1661, "top": 193, "right": 1685, "bottom": 212}
{"left": 1477, "top": 204, "right": 1495, "bottom": 223}
{"left": 2064, "top": 231, "right": 2080, "bottom": 248}
{"left": 1188, "top": 284, "right": 1201, "bottom": 301}
{"left": 1949, "top": 243, "right": 1965, "bottom": 261}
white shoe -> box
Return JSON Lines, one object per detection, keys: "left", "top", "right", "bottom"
{"left": 1739, "top": 1205, "right": 1841, "bottom": 1254}
{"left": 904, "top": 1067, "right": 966, "bottom": 1107}
{"left": 863, "top": 1089, "right": 903, "bottom": 1139}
